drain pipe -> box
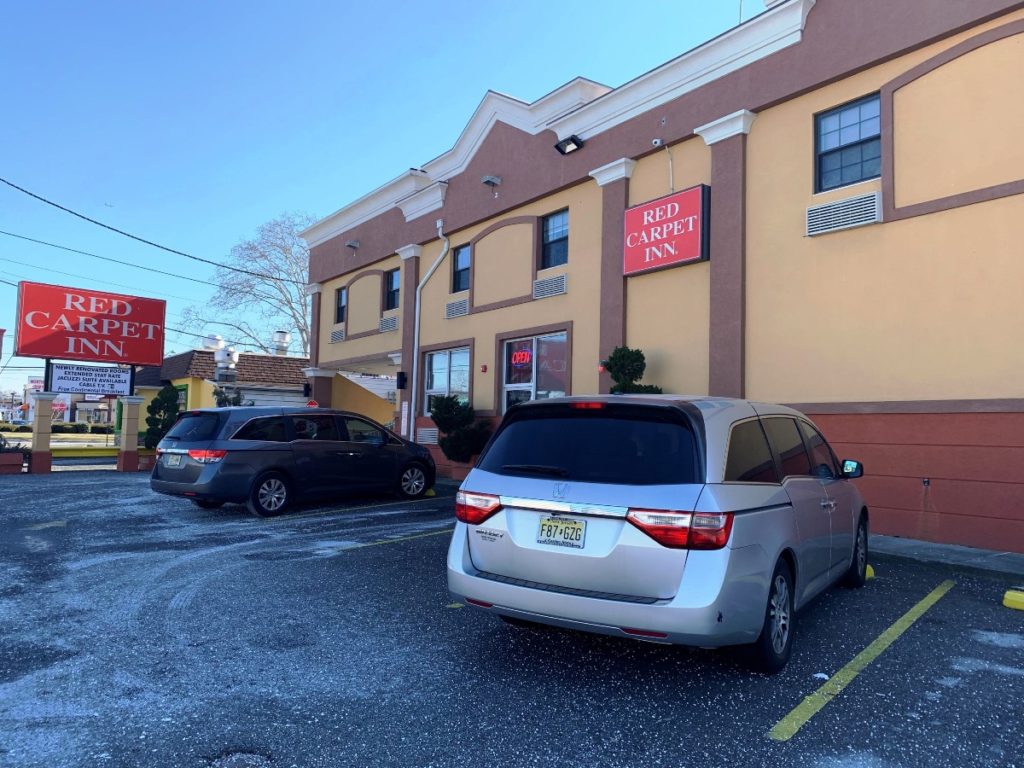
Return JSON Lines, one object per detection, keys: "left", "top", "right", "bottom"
{"left": 407, "top": 218, "right": 451, "bottom": 440}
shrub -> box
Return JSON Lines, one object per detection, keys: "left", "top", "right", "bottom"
{"left": 429, "top": 395, "right": 492, "bottom": 464}
{"left": 602, "top": 346, "right": 664, "bottom": 395}
{"left": 72, "top": 422, "right": 89, "bottom": 433}
{"left": 145, "top": 385, "right": 181, "bottom": 449}
{"left": 15, "top": 425, "right": 31, "bottom": 433}
{"left": 51, "top": 424, "right": 70, "bottom": 434}
{"left": 0, "top": 423, "right": 13, "bottom": 432}
{"left": 90, "top": 425, "right": 115, "bottom": 434}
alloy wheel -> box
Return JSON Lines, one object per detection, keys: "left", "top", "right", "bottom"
{"left": 258, "top": 478, "right": 287, "bottom": 512}
{"left": 769, "top": 574, "right": 791, "bottom": 655}
{"left": 401, "top": 466, "right": 426, "bottom": 497}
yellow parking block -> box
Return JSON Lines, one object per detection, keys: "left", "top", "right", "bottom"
{"left": 866, "top": 564, "right": 875, "bottom": 580}
{"left": 426, "top": 488, "right": 436, "bottom": 497}
{"left": 446, "top": 603, "right": 464, "bottom": 609}
{"left": 1003, "top": 590, "right": 1024, "bottom": 611}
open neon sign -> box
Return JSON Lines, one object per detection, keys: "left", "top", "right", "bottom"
{"left": 510, "top": 349, "right": 532, "bottom": 366}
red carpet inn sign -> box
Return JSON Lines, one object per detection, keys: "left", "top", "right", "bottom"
{"left": 16, "top": 281, "right": 165, "bottom": 366}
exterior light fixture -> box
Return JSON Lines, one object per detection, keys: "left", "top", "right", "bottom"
{"left": 345, "top": 239, "right": 360, "bottom": 250}
{"left": 481, "top": 175, "right": 502, "bottom": 187}
{"left": 554, "top": 135, "right": 584, "bottom": 155}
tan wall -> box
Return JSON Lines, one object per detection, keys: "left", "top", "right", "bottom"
{"left": 170, "top": 377, "right": 217, "bottom": 409}
{"left": 894, "top": 31, "right": 1024, "bottom": 208}
{"left": 319, "top": 255, "right": 402, "bottom": 366}
{"left": 625, "top": 138, "right": 712, "bottom": 395}
{"left": 347, "top": 273, "right": 383, "bottom": 335}
{"left": 332, "top": 375, "right": 395, "bottom": 426}
{"left": 746, "top": 9, "right": 1024, "bottom": 403}
{"left": 419, "top": 181, "right": 602, "bottom": 412}
{"left": 472, "top": 223, "right": 534, "bottom": 306}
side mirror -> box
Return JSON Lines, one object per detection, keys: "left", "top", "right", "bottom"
{"left": 842, "top": 459, "right": 863, "bottom": 479}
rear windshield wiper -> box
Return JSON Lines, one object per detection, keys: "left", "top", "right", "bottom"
{"left": 501, "top": 464, "right": 569, "bottom": 477}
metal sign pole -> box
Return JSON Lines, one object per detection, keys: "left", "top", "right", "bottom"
{"left": 43, "top": 358, "right": 52, "bottom": 391}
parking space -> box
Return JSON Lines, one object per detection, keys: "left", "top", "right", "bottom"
{"left": 0, "top": 472, "right": 1021, "bottom": 767}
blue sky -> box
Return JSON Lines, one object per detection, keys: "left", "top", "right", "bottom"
{"left": 0, "top": 0, "right": 758, "bottom": 395}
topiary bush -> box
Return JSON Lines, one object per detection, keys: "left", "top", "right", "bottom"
{"left": 429, "top": 395, "right": 492, "bottom": 463}
{"left": 145, "top": 385, "right": 181, "bottom": 449}
{"left": 602, "top": 346, "right": 664, "bottom": 395}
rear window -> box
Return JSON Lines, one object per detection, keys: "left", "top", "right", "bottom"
{"left": 164, "top": 412, "right": 223, "bottom": 442}
{"left": 478, "top": 405, "right": 701, "bottom": 485}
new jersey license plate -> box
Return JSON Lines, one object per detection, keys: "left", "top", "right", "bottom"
{"left": 537, "top": 517, "right": 586, "bottom": 549}
{"left": 166, "top": 454, "right": 182, "bottom": 467}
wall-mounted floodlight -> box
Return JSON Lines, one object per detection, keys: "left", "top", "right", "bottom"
{"left": 345, "top": 239, "right": 360, "bottom": 250}
{"left": 554, "top": 135, "right": 584, "bottom": 155}
{"left": 481, "top": 175, "right": 502, "bottom": 187}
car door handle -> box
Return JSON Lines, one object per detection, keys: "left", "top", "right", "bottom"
{"left": 820, "top": 499, "right": 831, "bottom": 509}
{"left": 335, "top": 451, "right": 359, "bottom": 457}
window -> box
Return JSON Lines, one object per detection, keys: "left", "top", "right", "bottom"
{"left": 291, "top": 414, "right": 340, "bottom": 441}
{"left": 335, "top": 287, "right": 347, "bottom": 324}
{"left": 761, "top": 417, "right": 812, "bottom": 478}
{"left": 502, "top": 331, "right": 568, "bottom": 413}
{"left": 166, "top": 411, "right": 224, "bottom": 441}
{"left": 452, "top": 245, "right": 470, "bottom": 293}
{"left": 724, "top": 420, "right": 779, "bottom": 483}
{"left": 384, "top": 269, "right": 401, "bottom": 311}
{"left": 232, "top": 416, "right": 287, "bottom": 442}
{"left": 798, "top": 420, "right": 840, "bottom": 479}
{"left": 816, "top": 94, "right": 881, "bottom": 192}
{"left": 540, "top": 210, "right": 568, "bottom": 269}
{"left": 344, "top": 416, "right": 384, "bottom": 444}
{"left": 424, "top": 347, "right": 470, "bottom": 415}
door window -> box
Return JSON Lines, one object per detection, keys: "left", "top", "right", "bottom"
{"left": 344, "top": 417, "right": 384, "bottom": 444}
{"left": 724, "top": 420, "right": 779, "bottom": 483}
{"left": 291, "top": 414, "right": 340, "bottom": 441}
{"left": 799, "top": 420, "right": 840, "bottom": 479}
{"left": 761, "top": 417, "right": 812, "bottom": 479}
{"left": 232, "top": 416, "right": 288, "bottom": 442}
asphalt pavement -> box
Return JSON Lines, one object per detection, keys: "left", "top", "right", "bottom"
{"left": 0, "top": 472, "right": 1021, "bottom": 768}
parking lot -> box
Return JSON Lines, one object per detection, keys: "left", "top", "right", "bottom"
{"left": 1, "top": 472, "right": 1022, "bottom": 768}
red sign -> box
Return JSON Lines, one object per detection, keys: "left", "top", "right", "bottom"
{"left": 623, "top": 185, "right": 710, "bottom": 276}
{"left": 306, "top": 400, "right": 319, "bottom": 408}
{"left": 15, "top": 282, "right": 166, "bottom": 366}
{"left": 510, "top": 349, "right": 532, "bottom": 366}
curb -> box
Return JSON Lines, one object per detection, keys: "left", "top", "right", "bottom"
{"left": 870, "top": 550, "right": 1024, "bottom": 583}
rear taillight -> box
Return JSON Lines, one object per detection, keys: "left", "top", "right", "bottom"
{"left": 626, "top": 509, "right": 733, "bottom": 550}
{"left": 455, "top": 491, "right": 502, "bottom": 525}
{"left": 569, "top": 401, "right": 606, "bottom": 410}
{"left": 187, "top": 449, "right": 227, "bottom": 464}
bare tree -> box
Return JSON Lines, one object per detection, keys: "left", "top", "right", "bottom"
{"left": 183, "top": 212, "right": 315, "bottom": 355}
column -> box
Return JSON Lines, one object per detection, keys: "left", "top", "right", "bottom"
{"left": 30, "top": 392, "right": 56, "bottom": 474}
{"left": 589, "top": 158, "right": 637, "bottom": 394}
{"left": 397, "top": 244, "right": 422, "bottom": 437}
{"left": 695, "top": 109, "right": 756, "bottom": 398}
{"left": 307, "top": 283, "right": 322, "bottom": 367}
{"left": 116, "top": 395, "right": 146, "bottom": 472}
{"left": 303, "top": 368, "right": 335, "bottom": 409}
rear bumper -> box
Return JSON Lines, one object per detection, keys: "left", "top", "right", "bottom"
{"left": 446, "top": 523, "right": 771, "bottom": 647}
{"left": 150, "top": 475, "right": 249, "bottom": 503}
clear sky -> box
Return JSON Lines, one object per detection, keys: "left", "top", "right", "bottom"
{"left": 0, "top": 0, "right": 759, "bottom": 396}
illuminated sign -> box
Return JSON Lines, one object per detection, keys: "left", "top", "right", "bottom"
{"left": 510, "top": 349, "right": 532, "bottom": 366}
{"left": 623, "top": 185, "right": 710, "bottom": 276}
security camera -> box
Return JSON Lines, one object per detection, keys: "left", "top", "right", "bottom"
{"left": 651, "top": 138, "right": 664, "bottom": 147}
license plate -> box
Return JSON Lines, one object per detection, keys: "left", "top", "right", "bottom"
{"left": 166, "top": 454, "right": 182, "bottom": 467}
{"left": 537, "top": 517, "right": 586, "bottom": 549}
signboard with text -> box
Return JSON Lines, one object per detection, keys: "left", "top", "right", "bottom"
{"left": 623, "top": 185, "right": 710, "bottom": 277}
{"left": 51, "top": 363, "right": 132, "bottom": 397}
{"left": 15, "top": 281, "right": 165, "bottom": 365}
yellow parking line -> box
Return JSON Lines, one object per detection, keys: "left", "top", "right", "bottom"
{"left": 347, "top": 527, "right": 454, "bottom": 551}
{"left": 769, "top": 579, "right": 955, "bottom": 742}
{"left": 1004, "top": 590, "right": 1024, "bottom": 611}
{"left": 267, "top": 495, "right": 447, "bottom": 523}
{"left": 25, "top": 520, "right": 67, "bottom": 530}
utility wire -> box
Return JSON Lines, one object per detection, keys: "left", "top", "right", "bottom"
{"left": 0, "top": 229, "right": 212, "bottom": 286}
{"left": 0, "top": 177, "right": 307, "bottom": 286}
{"left": 0, "top": 261, "right": 196, "bottom": 303}
{"left": 0, "top": 277, "right": 18, "bottom": 288}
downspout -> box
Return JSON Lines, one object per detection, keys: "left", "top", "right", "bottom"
{"left": 407, "top": 217, "right": 450, "bottom": 440}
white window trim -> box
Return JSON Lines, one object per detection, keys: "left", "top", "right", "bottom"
{"left": 423, "top": 347, "right": 470, "bottom": 416}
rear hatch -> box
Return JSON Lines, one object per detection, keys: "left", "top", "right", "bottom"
{"left": 152, "top": 411, "right": 227, "bottom": 483}
{"left": 462, "top": 401, "right": 705, "bottom": 600}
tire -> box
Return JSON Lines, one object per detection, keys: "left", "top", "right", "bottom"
{"left": 191, "top": 499, "right": 224, "bottom": 510}
{"left": 396, "top": 462, "right": 429, "bottom": 499}
{"left": 842, "top": 515, "right": 869, "bottom": 588}
{"left": 246, "top": 472, "right": 291, "bottom": 517}
{"left": 748, "top": 560, "right": 795, "bottom": 674}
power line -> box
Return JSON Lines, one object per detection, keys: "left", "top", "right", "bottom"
{"left": 0, "top": 277, "right": 17, "bottom": 288}
{"left": 0, "top": 177, "right": 307, "bottom": 286}
{"left": 0, "top": 229, "right": 212, "bottom": 286}
{"left": 0, "top": 261, "right": 196, "bottom": 303}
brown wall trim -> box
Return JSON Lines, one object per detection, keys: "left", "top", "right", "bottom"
{"left": 598, "top": 178, "right": 628, "bottom": 394}
{"left": 309, "top": 290, "right": 322, "bottom": 367}
{"left": 881, "top": 18, "right": 1024, "bottom": 221}
{"left": 493, "top": 321, "right": 574, "bottom": 415}
{"left": 707, "top": 134, "right": 747, "bottom": 398}
{"left": 467, "top": 216, "right": 538, "bottom": 314}
{"left": 787, "top": 399, "right": 1024, "bottom": 414}
{"left": 399, "top": 255, "right": 420, "bottom": 424}
{"left": 417, "top": 337, "right": 475, "bottom": 418}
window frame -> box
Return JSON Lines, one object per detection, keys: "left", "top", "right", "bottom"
{"left": 723, "top": 417, "right": 781, "bottom": 484}
{"left": 814, "top": 93, "right": 882, "bottom": 193}
{"left": 335, "top": 287, "right": 347, "bottom": 324}
{"left": 501, "top": 331, "right": 569, "bottom": 414}
{"left": 759, "top": 416, "right": 813, "bottom": 481}
{"left": 423, "top": 346, "right": 471, "bottom": 416}
{"left": 797, "top": 419, "right": 841, "bottom": 479}
{"left": 539, "top": 209, "right": 569, "bottom": 270}
{"left": 383, "top": 268, "right": 401, "bottom": 311}
{"left": 451, "top": 245, "right": 471, "bottom": 294}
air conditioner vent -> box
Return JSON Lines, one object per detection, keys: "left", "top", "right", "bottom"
{"left": 379, "top": 316, "right": 398, "bottom": 332}
{"left": 446, "top": 299, "right": 469, "bottom": 319}
{"left": 416, "top": 427, "right": 439, "bottom": 445}
{"left": 807, "top": 192, "right": 881, "bottom": 236}
{"left": 533, "top": 273, "right": 568, "bottom": 299}
{"left": 329, "top": 329, "right": 345, "bottom": 343}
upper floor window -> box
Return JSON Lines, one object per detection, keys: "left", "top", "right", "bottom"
{"left": 540, "top": 210, "right": 569, "bottom": 269}
{"left": 384, "top": 268, "right": 400, "bottom": 311}
{"left": 452, "top": 245, "right": 471, "bottom": 293}
{"left": 335, "top": 287, "right": 347, "bottom": 324}
{"left": 816, "top": 94, "right": 881, "bottom": 192}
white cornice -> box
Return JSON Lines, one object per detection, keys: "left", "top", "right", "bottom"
{"left": 302, "top": 367, "right": 337, "bottom": 379}
{"left": 695, "top": 109, "right": 758, "bottom": 145}
{"left": 305, "top": 283, "right": 322, "bottom": 295}
{"left": 396, "top": 244, "right": 422, "bottom": 261}
{"left": 398, "top": 181, "right": 447, "bottom": 223}
{"left": 589, "top": 158, "right": 637, "bottom": 187}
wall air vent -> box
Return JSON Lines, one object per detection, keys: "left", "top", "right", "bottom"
{"left": 416, "top": 427, "right": 439, "bottom": 445}
{"left": 533, "top": 273, "right": 568, "bottom": 299}
{"left": 446, "top": 299, "right": 469, "bottom": 319}
{"left": 329, "top": 329, "right": 345, "bottom": 343}
{"left": 379, "top": 316, "right": 398, "bottom": 332}
{"left": 807, "top": 192, "right": 881, "bottom": 236}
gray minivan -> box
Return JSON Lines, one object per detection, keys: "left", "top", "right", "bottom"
{"left": 447, "top": 395, "right": 867, "bottom": 672}
{"left": 151, "top": 407, "right": 435, "bottom": 516}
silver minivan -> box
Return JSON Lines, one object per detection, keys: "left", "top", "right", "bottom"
{"left": 446, "top": 395, "right": 868, "bottom": 672}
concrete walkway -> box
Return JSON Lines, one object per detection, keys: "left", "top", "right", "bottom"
{"left": 871, "top": 533, "right": 1024, "bottom": 579}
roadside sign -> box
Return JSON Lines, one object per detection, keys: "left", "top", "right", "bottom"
{"left": 51, "top": 363, "right": 132, "bottom": 396}
{"left": 306, "top": 400, "right": 319, "bottom": 407}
